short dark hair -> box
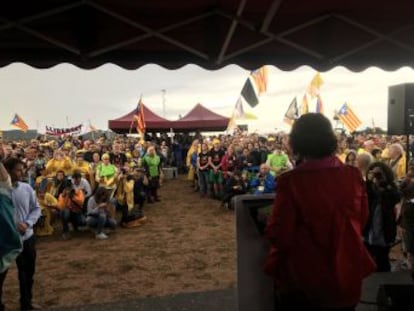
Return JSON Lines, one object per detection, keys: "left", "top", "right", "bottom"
{"left": 72, "top": 172, "right": 82, "bottom": 179}
{"left": 3, "top": 157, "right": 24, "bottom": 173}
{"left": 63, "top": 179, "right": 73, "bottom": 189}
{"left": 289, "top": 113, "right": 337, "bottom": 159}
{"left": 56, "top": 170, "right": 65, "bottom": 176}
{"left": 366, "top": 161, "right": 396, "bottom": 188}
{"left": 94, "top": 187, "right": 109, "bottom": 204}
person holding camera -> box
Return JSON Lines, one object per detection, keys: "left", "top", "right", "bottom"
{"left": 364, "top": 161, "right": 401, "bottom": 272}
{"left": 221, "top": 170, "right": 246, "bottom": 210}
{"left": 57, "top": 180, "right": 86, "bottom": 240}
{"left": 86, "top": 187, "right": 117, "bottom": 240}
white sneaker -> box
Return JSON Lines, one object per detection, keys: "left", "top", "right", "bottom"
{"left": 95, "top": 232, "right": 108, "bottom": 240}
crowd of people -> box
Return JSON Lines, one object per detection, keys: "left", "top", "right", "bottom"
{"left": 1, "top": 119, "right": 414, "bottom": 310}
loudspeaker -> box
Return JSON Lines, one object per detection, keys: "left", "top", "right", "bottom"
{"left": 388, "top": 83, "right": 414, "bottom": 135}
{"left": 377, "top": 284, "right": 414, "bottom": 310}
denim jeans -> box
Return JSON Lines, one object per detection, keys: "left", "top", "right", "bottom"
{"left": 198, "top": 170, "right": 210, "bottom": 195}
{"left": 87, "top": 213, "right": 117, "bottom": 234}
{"left": 61, "top": 208, "right": 86, "bottom": 233}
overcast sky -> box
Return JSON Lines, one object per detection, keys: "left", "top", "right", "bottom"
{"left": 1, "top": 63, "right": 414, "bottom": 133}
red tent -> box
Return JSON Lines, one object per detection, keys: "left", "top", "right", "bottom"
{"left": 173, "top": 103, "right": 229, "bottom": 132}
{"left": 108, "top": 104, "right": 173, "bottom": 133}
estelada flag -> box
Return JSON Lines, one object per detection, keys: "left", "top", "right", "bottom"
{"left": 10, "top": 114, "right": 29, "bottom": 132}
{"left": 336, "top": 102, "right": 362, "bottom": 133}
{"left": 251, "top": 66, "right": 268, "bottom": 95}
{"left": 133, "top": 98, "right": 146, "bottom": 136}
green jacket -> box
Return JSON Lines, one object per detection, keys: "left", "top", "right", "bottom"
{"left": 143, "top": 155, "right": 161, "bottom": 177}
{"left": 0, "top": 186, "right": 22, "bottom": 273}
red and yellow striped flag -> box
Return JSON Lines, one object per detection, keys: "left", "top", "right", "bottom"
{"left": 133, "top": 98, "right": 146, "bottom": 136}
{"left": 336, "top": 102, "right": 362, "bottom": 133}
{"left": 10, "top": 113, "right": 29, "bottom": 132}
{"left": 251, "top": 66, "right": 268, "bottom": 95}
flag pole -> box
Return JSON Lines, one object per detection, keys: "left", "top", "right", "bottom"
{"left": 170, "top": 127, "right": 174, "bottom": 144}
{"left": 129, "top": 114, "right": 134, "bottom": 135}
{"left": 406, "top": 134, "right": 410, "bottom": 173}
{"left": 89, "top": 119, "right": 95, "bottom": 141}
{"left": 129, "top": 94, "right": 142, "bottom": 135}
{"left": 162, "top": 89, "right": 166, "bottom": 117}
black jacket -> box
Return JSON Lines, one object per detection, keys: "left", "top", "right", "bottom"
{"left": 363, "top": 181, "right": 401, "bottom": 245}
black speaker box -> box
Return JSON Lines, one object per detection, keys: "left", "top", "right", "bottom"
{"left": 388, "top": 83, "right": 414, "bottom": 135}
{"left": 377, "top": 284, "right": 414, "bottom": 311}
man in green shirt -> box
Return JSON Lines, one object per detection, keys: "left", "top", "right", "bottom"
{"left": 266, "top": 144, "right": 292, "bottom": 177}
{"left": 143, "top": 146, "right": 161, "bottom": 203}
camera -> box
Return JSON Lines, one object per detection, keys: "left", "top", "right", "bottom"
{"left": 68, "top": 189, "right": 76, "bottom": 198}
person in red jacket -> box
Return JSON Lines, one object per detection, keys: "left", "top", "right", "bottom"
{"left": 264, "top": 113, "right": 375, "bottom": 311}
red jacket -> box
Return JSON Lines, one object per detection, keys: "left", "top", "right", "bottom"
{"left": 264, "top": 156, "right": 375, "bottom": 308}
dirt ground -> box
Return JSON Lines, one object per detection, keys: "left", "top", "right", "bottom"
{"left": 3, "top": 176, "right": 236, "bottom": 311}
{"left": 3, "top": 175, "right": 406, "bottom": 311}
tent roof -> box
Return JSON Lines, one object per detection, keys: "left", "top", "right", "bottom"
{"left": 1, "top": 1, "right": 414, "bottom": 71}
{"left": 108, "top": 104, "right": 173, "bottom": 133}
{"left": 173, "top": 103, "right": 229, "bottom": 131}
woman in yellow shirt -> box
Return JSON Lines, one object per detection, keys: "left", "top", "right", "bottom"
{"left": 73, "top": 150, "right": 94, "bottom": 189}
{"left": 389, "top": 143, "right": 406, "bottom": 180}
{"left": 45, "top": 149, "right": 74, "bottom": 177}
{"left": 35, "top": 187, "right": 58, "bottom": 236}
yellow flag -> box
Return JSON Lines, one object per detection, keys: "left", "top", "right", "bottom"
{"left": 244, "top": 111, "right": 258, "bottom": 120}
{"left": 307, "top": 72, "right": 324, "bottom": 98}
{"left": 226, "top": 115, "right": 237, "bottom": 133}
